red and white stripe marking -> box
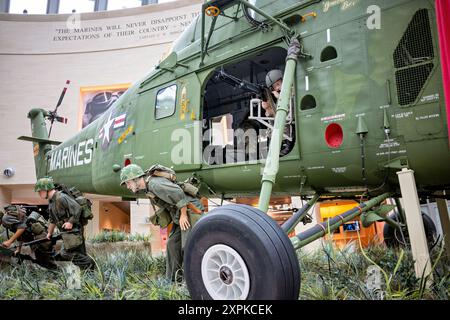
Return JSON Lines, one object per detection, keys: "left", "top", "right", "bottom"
{"left": 114, "top": 114, "right": 126, "bottom": 128}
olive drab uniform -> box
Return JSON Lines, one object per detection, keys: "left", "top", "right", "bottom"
{"left": 1, "top": 206, "right": 57, "bottom": 270}
{"left": 145, "top": 176, "right": 204, "bottom": 282}
{"left": 48, "top": 191, "right": 94, "bottom": 270}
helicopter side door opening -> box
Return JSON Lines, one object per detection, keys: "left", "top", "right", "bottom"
{"left": 201, "top": 46, "right": 295, "bottom": 166}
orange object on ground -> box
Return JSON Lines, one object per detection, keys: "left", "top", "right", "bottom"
{"left": 317, "top": 200, "right": 384, "bottom": 248}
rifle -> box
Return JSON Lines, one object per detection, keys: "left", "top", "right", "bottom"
{"left": 215, "top": 68, "right": 277, "bottom": 112}
{"left": 215, "top": 68, "right": 270, "bottom": 100}
{"left": 9, "top": 229, "right": 79, "bottom": 250}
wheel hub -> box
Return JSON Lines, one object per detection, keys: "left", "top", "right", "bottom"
{"left": 201, "top": 244, "right": 250, "bottom": 300}
{"left": 219, "top": 266, "right": 233, "bottom": 285}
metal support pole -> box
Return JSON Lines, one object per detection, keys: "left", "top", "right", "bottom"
{"left": 397, "top": 168, "right": 433, "bottom": 280}
{"left": 291, "top": 192, "right": 392, "bottom": 250}
{"left": 204, "top": 15, "right": 218, "bottom": 57}
{"left": 282, "top": 194, "right": 320, "bottom": 234}
{"left": 200, "top": 4, "right": 206, "bottom": 66}
{"left": 435, "top": 193, "right": 450, "bottom": 258}
{"left": 258, "top": 40, "right": 299, "bottom": 212}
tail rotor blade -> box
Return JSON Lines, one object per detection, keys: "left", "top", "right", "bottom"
{"left": 55, "top": 116, "right": 68, "bottom": 124}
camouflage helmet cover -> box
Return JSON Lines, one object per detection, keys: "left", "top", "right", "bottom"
{"left": 120, "top": 164, "right": 145, "bottom": 185}
{"left": 265, "top": 69, "right": 283, "bottom": 88}
{"left": 3, "top": 204, "right": 26, "bottom": 217}
{"left": 34, "top": 177, "right": 55, "bottom": 192}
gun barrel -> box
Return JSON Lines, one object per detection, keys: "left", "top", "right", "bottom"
{"left": 20, "top": 237, "right": 52, "bottom": 247}
{"left": 10, "top": 229, "right": 79, "bottom": 249}
{"left": 216, "top": 69, "right": 263, "bottom": 96}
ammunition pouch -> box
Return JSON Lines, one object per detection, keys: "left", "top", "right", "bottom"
{"left": 27, "top": 211, "right": 48, "bottom": 236}
{"left": 179, "top": 182, "right": 199, "bottom": 198}
{"left": 30, "top": 222, "right": 45, "bottom": 236}
{"left": 61, "top": 232, "right": 83, "bottom": 250}
{"left": 149, "top": 207, "right": 172, "bottom": 228}
{"left": 76, "top": 196, "right": 93, "bottom": 226}
{"left": 76, "top": 196, "right": 88, "bottom": 207}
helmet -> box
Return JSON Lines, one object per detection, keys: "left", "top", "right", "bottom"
{"left": 3, "top": 205, "right": 26, "bottom": 218}
{"left": 120, "top": 164, "right": 145, "bottom": 185}
{"left": 28, "top": 211, "right": 41, "bottom": 221}
{"left": 4, "top": 205, "right": 19, "bottom": 214}
{"left": 34, "top": 177, "right": 55, "bottom": 192}
{"left": 265, "top": 69, "right": 283, "bottom": 88}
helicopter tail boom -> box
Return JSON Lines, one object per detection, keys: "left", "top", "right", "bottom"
{"left": 18, "top": 108, "right": 57, "bottom": 179}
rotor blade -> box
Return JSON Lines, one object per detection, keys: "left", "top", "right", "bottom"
{"left": 55, "top": 80, "right": 70, "bottom": 111}
{"left": 48, "top": 118, "right": 55, "bottom": 138}
{"left": 49, "top": 80, "right": 70, "bottom": 138}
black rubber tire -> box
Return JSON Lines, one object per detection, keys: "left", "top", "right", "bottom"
{"left": 184, "top": 204, "right": 300, "bottom": 300}
{"left": 384, "top": 212, "right": 437, "bottom": 249}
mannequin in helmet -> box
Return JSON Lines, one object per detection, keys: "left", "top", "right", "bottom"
{"left": 261, "top": 69, "right": 283, "bottom": 117}
{"left": 34, "top": 177, "right": 94, "bottom": 270}
{"left": 261, "top": 69, "right": 295, "bottom": 156}
{"left": 1, "top": 205, "right": 57, "bottom": 269}
{"left": 120, "top": 164, "right": 204, "bottom": 282}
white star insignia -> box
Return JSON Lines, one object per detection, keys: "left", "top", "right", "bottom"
{"left": 102, "top": 113, "right": 114, "bottom": 145}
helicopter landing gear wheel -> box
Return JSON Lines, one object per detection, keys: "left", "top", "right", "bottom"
{"left": 384, "top": 212, "right": 438, "bottom": 250}
{"left": 184, "top": 204, "right": 300, "bottom": 300}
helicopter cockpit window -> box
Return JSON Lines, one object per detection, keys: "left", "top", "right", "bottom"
{"left": 155, "top": 85, "right": 177, "bottom": 119}
{"left": 202, "top": 47, "right": 295, "bottom": 166}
